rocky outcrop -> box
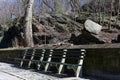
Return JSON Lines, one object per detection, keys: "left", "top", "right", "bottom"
{"left": 84, "top": 20, "right": 102, "bottom": 35}
{"left": 0, "top": 13, "right": 80, "bottom": 48}
{"left": 115, "top": 21, "right": 120, "bottom": 29}
{"left": 1, "top": 13, "right": 119, "bottom": 48}
{"left": 69, "top": 20, "right": 105, "bottom": 45}
{"left": 75, "top": 20, "right": 105, "bottom": 44}
{"left": 116, "top": 34, "right": 120, "bottom": 43}
{"left": 69, "top": 31, "right": 105, "bottom": 45}
{"left": 51, "top": 14, "right": 67, "bottom": 24}
{"left": 82, "top": 30, "right": 105, "bottom": 44}
{"left": 68, "top": 33, "right": 89, "bottom": 45}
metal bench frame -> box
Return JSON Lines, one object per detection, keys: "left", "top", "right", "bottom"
{"left": 15, "top": 48, "right": 86, "bottom": 77}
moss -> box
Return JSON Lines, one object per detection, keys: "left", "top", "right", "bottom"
{"left": 5, "top": 19, "right": 14, "bottom": 26}
{"left": 103, "top": 29, "right": 117, "bottom": 33}
{"left": 57, "top": 23, "right": 68, "bottom": 28}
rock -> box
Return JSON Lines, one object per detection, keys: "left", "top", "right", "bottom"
{"left": 39, "top": 17, "right": 49, "bottom": 25}
{"left": 112, "top": 34, "right": 120, "bottom": 43}
{"left": 117, "top": 34, "right": 120, "bottom": 42}
{"left": 55, "top": 24, "right": 66, "bottom": 33}
{"left": 69, "top": 31, "right": 105, "bottom": 45}
{"left": 33, "top": 33, "right": 51, "bottom": 44}
{"left": 51, "top": 14, "right": 67, "bottom": 24}
{"left": 82, "top": 30, "right": 105, "bottom": 44}
{"left": 46, "top": 17, "right": 56, "bottom": 26}
{"left": 56, "top": 16, "right": 67, "bottom": 24}
{"left": 118, "top": 15, "right": 120, "bottom": 20}
{"left": 49, "top": 38, "right": 60, "bottom": 44}
{"left": 115, "top": 21, "right": 120, "bottom": 29}
{"left": 76, "top": 16, "right": 86, "bottom": 24}
{"left": 69, "top": 33, "right": 89, "bottom": 45}
{"left": 84, "top": 19, "right": 102, "bottom": 35}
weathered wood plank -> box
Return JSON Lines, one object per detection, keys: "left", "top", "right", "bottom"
{"left": 45, "top": 49, "right": 53, "bottom": 72}
{"left": 37, "top": 49, "right": 45, "bottom": 70}
{"left": 28, "top": 49, "right": 36, "bottom": 68}
{"left": 20, "top": 49, "right": 28, "bottom": 67}
{"left": 15, "top": 49, "right": 86, "bottom": 78}
{"left": 58, "top": 49, "right": 67, "bottom": 74}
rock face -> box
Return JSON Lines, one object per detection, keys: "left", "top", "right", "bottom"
{"left": 84, "top": 20, "right": 102, "bottom": 35}
{"left": 117, "top": 34, "right": 120, "bottom": 42}
{"left": 0, "top": 14, "right": 75, "bottom": 48}
{"left": 69, "top": 31, "right": 105, "bottom": 45}
{"left": 82, "top": 30, "right": 105, "bottom": 44}
{"left": 70, "top": 20, "right": 105, "bottom": 45}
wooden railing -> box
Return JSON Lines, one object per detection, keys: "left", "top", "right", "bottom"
{"left": 15, "top": 48, "right": 86, "bottom": 77}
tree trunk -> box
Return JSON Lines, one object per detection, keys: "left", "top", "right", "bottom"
{"left": 54, "top": 0, "right": 62, "bottom": 13}
{"left": 23, "top": 0, "right": 34, "bottom": 47}
{"left": 98, "top": 0, "right": 101, "bottom": 24}
{"left": 116, "top": 0, "right": 120, "bottom": 23}
{"left": 102, "top": 1, "right": 105, "bottom": 26}
{"left": 109, "top": 0, "right": 113, "bottom": 30}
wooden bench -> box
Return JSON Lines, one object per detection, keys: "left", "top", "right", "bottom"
{"left": 15, "top": 48, "right": 86, "bottom": 77}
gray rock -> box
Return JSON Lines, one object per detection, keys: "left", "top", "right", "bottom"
{"left": 49, "top": 38, "right": 59, "bottom": 44}
{"left": 117, "top": 34, "right": 120, "bottom": 42}
{"left": 116, "top": 21, "right": 120, "bottom": 29}
{"left": 82, "top": 30, "right": 105, "bottom": 44}
{"left": 55, "top": 24, "right": 66, "bottom": 33}
{"left": 84, "top": 19, "right": 102, "bottom": 35}
{"left": 56, "top": 17, "right": 67, "bottom": 24}
{"left": 51, "top": 14, "right": 67, "bottom": 24}
{"left": 39, "top": 17, "right": 49, "bottom": 25}
{"left": 76, "top": 16, "right": 86, "bottom": 24}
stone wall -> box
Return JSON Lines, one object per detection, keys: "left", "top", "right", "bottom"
{"left": 0, "top": 49, "right": 24, "bottom": 63}
{"left": 83, "top": 48, "right": 120, "bottom": 79}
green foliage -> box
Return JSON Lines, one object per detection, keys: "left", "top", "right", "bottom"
{"left": 103, "top": 29, "right": 117, "bottom": 33}
{"left": 107, "top": 29, "right": 114, "bottom": 33}
{"left": 5, "top": 19, "right": 14, "bottom": 26}
{"left": 116, "top": 21, "right": 120, "bottom": 29}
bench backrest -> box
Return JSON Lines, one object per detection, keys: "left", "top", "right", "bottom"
{"left": 15, "top": 48, "right": 86, "bottom": 77}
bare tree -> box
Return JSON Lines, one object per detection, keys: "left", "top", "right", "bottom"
{"left": 42, "top": 0, "right": 54, "bottom": 12}
{"left": 116, "top": 0, "right": 120, "bottom": 23}
{"left": 109, "top": 0, "right": 113, "bottom": 30}
{"left": 23, "top": 0, "right": 34, "bottom": 47}
{"left": 70, "top": 0, "right": 81, "bottom": 14}
{"left": 53, "top": 0, "right": 62, "bottom": 13}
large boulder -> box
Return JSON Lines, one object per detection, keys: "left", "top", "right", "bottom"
{"left": 68, "top": 31, "right": 105, "bottom": 45}
{"left": 82, "top": 30, "right": 105, "bottom": 44}
{"left": 84, "top": 20, "right": 102, "bottom": 35}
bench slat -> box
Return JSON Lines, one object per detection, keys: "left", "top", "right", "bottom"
{"left": 15, "top": 49, "right": 86, "bottom": 77}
